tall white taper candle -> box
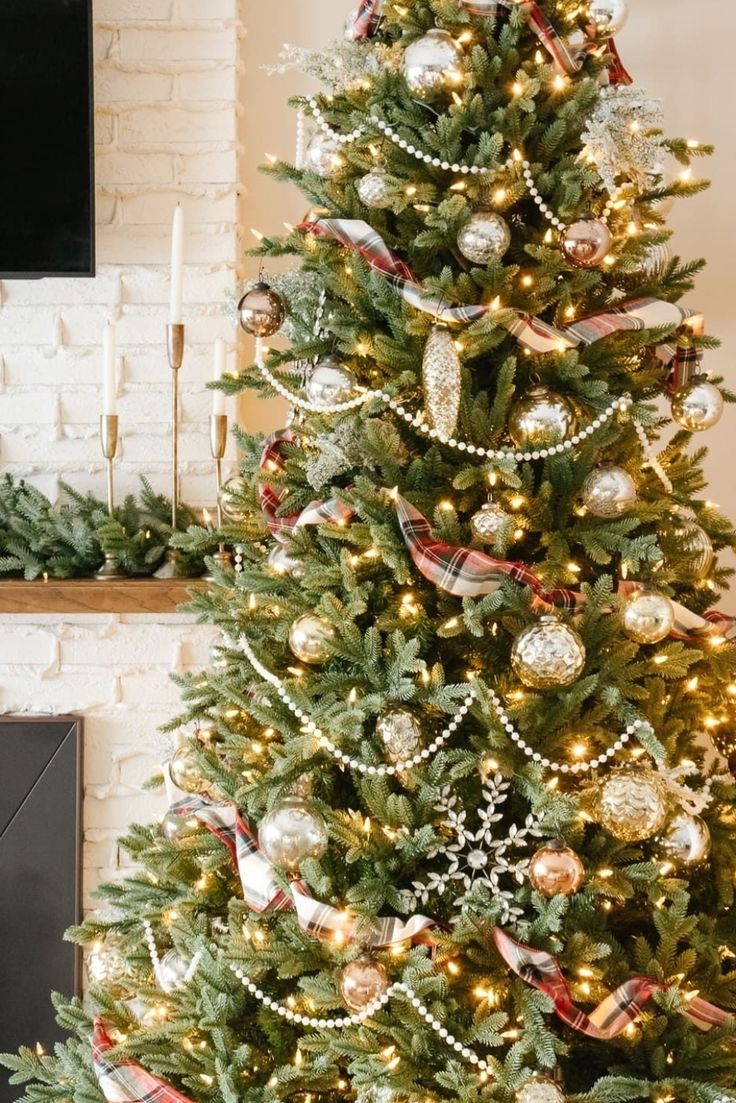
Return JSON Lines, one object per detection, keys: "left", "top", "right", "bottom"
{"left": 212, "top": 338, "right": 227, "bottom": 416}
{"left": 103, "top": 322, "right": 117, "bottom": 415}
{"left": 169, "top": 204, "right": 185, "bottom": 324}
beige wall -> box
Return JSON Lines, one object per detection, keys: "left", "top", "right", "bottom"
{"left": 241, "top": 2, "right": 736, "bottom": 536}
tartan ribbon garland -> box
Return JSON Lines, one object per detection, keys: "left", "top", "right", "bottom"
{"left": 492, "top": 928, "right": 735, "bottom": 1039}
{"left": 349, "top": 0, "right": 385, "bottom": 40}
{"left": 92, "top": 1019, "right": 195, "bottom": 1103}
{"left": 299, "top": 219, "right": 699, "bottom": 373}
{"left": 259, "top": 430, "right": 355, "bottom": 537}
{"left": 171, "top": 798, "right": 437, "bottom": 948}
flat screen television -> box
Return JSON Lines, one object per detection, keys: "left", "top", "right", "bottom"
{"left": 0, "top": 0, "right": 94, "bottom": 278}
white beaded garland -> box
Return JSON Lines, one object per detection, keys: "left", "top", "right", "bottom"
{"left": 633, "top": 421, "right": 673, "bottom": 492}
{"left": 520, "top": 160, "right": 624, "bottom": 231}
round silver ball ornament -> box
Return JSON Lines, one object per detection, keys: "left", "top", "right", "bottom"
{"left": 561, "top": 219, "right": 613, "bottom": 268}
{"left": 658, "top": 812, "right": 711, "bottom": 867}
{"left": 470, "top": 500, "right": 511, "bottom": 543}
{"left": 357, "top": 167, "right": 393, "bottom": 210}
{"left": 622, "top": 589, "right": 675, "bottom": 645}
{"left": 304, "top": 131, "right": 344, "bottom": 178}
{"left": 376, "top": 708, "right": 423, "bottom": 763}
{"left": 401, "top": 29, "right": 463, "bottom": 100}
{"left": 587, "top": 0, "right": 629, "bottom": 37}
{"left": 339, "top": 956, "right": 390, "bottom": 1011}
{"left": 289, "top": 613, "right": 335, "bottom": 664}
{"left": 511, "top": 616, "right": 586, "bottom": 691}
{"left": 268, "top": 544, "right": 304, "bottom": 579}
{"left": 515, "top": 1077, "right": 566, "bottom": 1103}
{"left": 581, "top": 465, "right": 637, "bottom": 517}
{"left": 238, "top": 282, "right": 285, "bottom": 338}
{"left": 305, "top": 357, "right": 356, "bottom": 406}
{"left": 161, "top": 811, "right": 201, "bottom": 846}
{"left": 596, "top": 766, "right": 668, "bottom": 842}
{"left": 508, "top": 386, "right": 578, "bottom": 450}
{"left": 219, "top": 476, "right": 249, "bottom": 522}
{"left": 87, "top": 935, "right": 130, "bottom": 991}
{"left": 258, "top": 796, "right": 329, "bottom": 874}
{"left": 671, "top": 379, "right": 724, "bottom": 432}
{"left": 156, "top": 949, "right": 191, "bottom": 994}
{"left": 457, "top": 211, "right": 511, "bottom": 264}
{"left": 169, "top": 746, "right": 210, "bottom": 795}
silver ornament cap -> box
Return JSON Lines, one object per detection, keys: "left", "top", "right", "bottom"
{"left": 508, "top": 386, "right": 577, "bottom": 450}
{"left": 357, "top": 167, "right": 393, "bottom": 210}
{"left": 511, "top": 615, "right": 586, "bottom": 690}
{"left": 289, "top": 613, "right": 335, "bottom": 664}
{"left": 258, "top": 796, "right": 329, "bottom": 874}
{"left": 457, "top": 211, "right": 511, "bottom": 264}
{"left": 581, "top": 464, "right": 637, "bottom": 517}
{"left": 622, "top": 589, "right": 675, "bottom": 645}
{"left": 671, "top": 379, "right": 724, "bottom": 432}
{"left": 401, "top": 28, "right": 463, "bottom": 100}
{"left": 305, "top": 356, "right": 356, "bottom": 406}
{"left": 304, "top": 131, "right": 344, "bottom": 177}
{"left": 561, "top": 218, "right": 613, "bottom": 268}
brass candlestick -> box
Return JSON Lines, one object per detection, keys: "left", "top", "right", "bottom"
{"left": 207, "top": 413, "right": 233, "bottom": 576}
{"left": 155, "top": 323, "right": 185, "bottom": 579}
{"left": 96, "top": 414, "right": 125, "bottom": 580}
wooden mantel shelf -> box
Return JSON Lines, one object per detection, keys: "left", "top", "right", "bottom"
{"left": 0, "top": 579, "right": 209, "bottom": 615}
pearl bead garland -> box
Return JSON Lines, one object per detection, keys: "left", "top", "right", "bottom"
{"left": 295, "top": 108, "right": 306, "bottom": 170}
{"left": 142, "top": 919, "right": 203, "bottom": 983}
{"left": 238, "top": 635, "right": 477, "bottom": 777}
{"left": 306, "top": 97, "right": 366, "bottom": 146}
{"left": 633, "top": 421, "right": 673, "bottom": 493}
{"left": 520, "top": 160, "right": 624, "bottom": 231}
{"left": 254, "top": 355, "right": 385, "bottom": 414}
{"left": 372, "top": 114, "right": 510, "bottom": 177}
{"left": 228, "top": 963, "right": 491, "bottom": 1072}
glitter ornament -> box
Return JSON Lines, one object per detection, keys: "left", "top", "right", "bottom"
{"left": 511, "top": 616, "right": 586, "bottom": 690}
{"left": 238, "top": 282, "right": 285, "bottom": 338}
{"left": 156, "top": 949, "right": 190, "bottom": 994}
{"left": 304, "top": 131, "right": 344, "bottom": 177}
{"left": 581, "top": 465, "right": 637, "bottom": 517}
{"left": 289, "top": 613, "right": 335, "bottom": 664}
{"left": 586, "top": 0, "right": 629, "bottom": 36}
{"left": 508, "top": 387, "right": 577, "bottom": 450}
{"left": 671, "top": 379, "right": 724, "bottom": 432}
{"left": 161, "top": 811, "right": 201, "bottom": 846}
{"left": 169, "top": 746, "right": 210, "bottom": 794}
{"left": 401, "top": 29, "right": 463, "bottom": 100}
{"left": 470, "top": 500, "right": 511, "bottom": 543}
{"left": 658, "top": 813, "right": 711, "bottom": 867}
{"left": 339, "top": 956, "right": 390, "bottom": 1011}
{"left": 88, "top": 935, "right": 131, "bottom": 992}
{"left": 676, "top": 520, "right": 714, "bottom": 579}
{"left": 561, "top": 219, "right": 613, "bottom": 268}
{"left": 305, "top": 356, "right": 356, "bottom": 405}
{"left": 268, "top": 544, "right": 304, "bottom": 579}
{"left": 219, "top": 476, "right": 249, "bottom": 522}
{"left": 457, "top": 211, "right": 511, "bottom": 264}
{"left": 376, "top": 709, "right": 423, "bottom": 763}
{"left": 581, "top": 86, "right": 665, "bottom": 195}
{"left": 258, "top": 796, "right": 329, "bottom": 874}
{"left": 622, "top": 589, "right": 675, "bottom": 645}
{"left": 596, "top": 766, "right": 668, "bottom": 841}
{"left": 357, "top": 166, "right": 393, "bottom": 209}
{"left": 422, "top": 325, "right": 462, "bottom": 439}
{"left": 528, "top": 841, "right": 585, "bottom": 897}
{"left": 515, "top": 1077, "right": 566, "bottom": 1103}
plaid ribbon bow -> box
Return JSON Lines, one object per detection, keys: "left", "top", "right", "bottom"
{"left": 300, "top": 219, "right": 699, "bottom": 375}
{"left": 493, "top": 928, "right": 734, "bottom": 1040}
{"left": 259, "top": 430, "right": 355, "bottom": 537}
{"left": 172, "top": 797, "right": 436, "bottom": 948}
{"left": 92, "top": 1019, "right": 195, "bottom": 1103}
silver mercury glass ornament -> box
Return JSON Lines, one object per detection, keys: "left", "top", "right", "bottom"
{"left": 470, "top": 499, "right": 511, "bottom": 543}
{"left": 508, "top": 386, "right": 578, "bottom": 450}
{"left": 457, "top": 211, "right": 511, "bottom": 264}
{"left": 622, "top": 588, "right": 675, "bottom": 645}
{"left": 357, "top": 167, "right": 393, "bottom": 210}
{"left": 305, "top": 356, "right": 356, "bottom": 406}
{"left": 376, "top": 708, "right": 423, "bottom": 763}
{"left": 304, "top": 131, "right": 344, "bottom": 178}
{"left": 587, "top": 0, "right": 629, "bottom": 37}
{"left": 401, "top": 28, "right": 464, "bottom": 100}
{"left": 596, "top": 766, "right": 668, "bottom": 842}
{"left": 258, "top": 796, "right": 329, "bottom": 874}
{"left": 515, "top": 1077, "right": 567, "bottom": 1103}
{"left": 511, "top": 615, "right": 586, "bottom": 691}
{"left": 581, "top": 464, "right": 637, "bottom": 517}
{"left": 670, "top": 378, "right": 724, "bottom": 432}
{"left": 289, "top": 613, "right": 335, "bottom": 664}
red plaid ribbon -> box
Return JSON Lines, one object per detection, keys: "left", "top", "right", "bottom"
{"left": 299, "top": 219, "right": 699, "bottom": 374}
{"left": 349, "top": 0, "right": 384, "bottom": 40}
{"left": 259, "top": 430, "right": 354, "bottom": 536}
{"left": 172, "top": 798, "right": 436, "bottom": 947}
{"left": 92, "top": 1020, "right": 194, "bottom": 1103}
{"left": 493, "top": 928, "right": 734, "bottom": 1039}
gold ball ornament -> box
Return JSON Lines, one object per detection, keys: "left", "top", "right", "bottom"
{"left": 671, "top": 379, "right": 724, "bottom": 432}
{"left": 596, "top": 766, "right": 668, "bottom": 841}
{"left": 658, "top": 813, "right": 711, "bottom": 867}
{"left": 289, "top": 613, "right": 335, "bottom": 664}
{"left": 304, "top": 131, "right": 344, "bottom": 178}
{"left": 470, "top": 500, "right": 511, "bottom": 543}
{"left": 357, "top": 167, "right": 394, "bottom": 210}
{"left": 238, "top": 281, "right": 285, "bottom": 338}
{"left": 515, "top": 1077, "right": 566, "bottom": 1103}
{"left": 401, "top": 28, "right": 464, "bottom": 100}
{"left": 457, "top": 211, "right": 511, "bottom": 264}
{"left": 675, "top": 519, "right": 714, "bottom": 579}
{"left": 581, "top": 465, "right": 637, "bottom": 517}
{"left": 376, "top": 708, "right": 423, "bottom": 763}
{"left": 339, "top": 956, "right": 390, "bottom": 1011}
{"left": 305, "top": 356, "right": 356, "bottom": 406}
{"left": 622, "top": 589, "right": 675, "bottom": 645}
{"left": 528, "top": 841, "right": 585, "bottom": 897}
{"left": 219, "top": 476, "right": 249, "bottom": 522}
{"left": 560, "top": 219, "right": 613, "bottom": 268}
{"left": 258, "top": 796, "right": 329, "bottom": 874}
{"left": 586, "top": 0, "right": 629, "bottom": 36}
{"left": 169, "top": 745, "right": 210, "bottom": 795}
{"left": 156, "top": 949, "right": 191, "bottom": 994}
{"left": 511, "top": 616, "right": 586, "bottom": 690}
{"left": 508, "top": 386, "right": 578, "bottom": 450}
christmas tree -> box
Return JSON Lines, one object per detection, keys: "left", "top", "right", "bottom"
{"left": 6, "top": 3, "right": 736, "bottom": 1103}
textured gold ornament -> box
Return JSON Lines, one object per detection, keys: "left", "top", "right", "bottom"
{"left": 422, "top": 325, "right": 462, "bottom": 439}
{"left": 511, "top": 616, "right": 586, "bottom": 690}
{"left": 515, "top": 1077, "right": 566, "bottom": 1103}
{"left": 339, "top": 956, "right": 390, "bottom": 1011}
{"left": 596, "top": 766, "right": 668, "bottom": 841}
{"left": 376, "top": 709, "right": 423, "bottom": 762}
{"left": 470, "top": 500, "right": 511, "bottom": 543}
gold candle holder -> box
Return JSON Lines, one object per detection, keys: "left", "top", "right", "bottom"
{"left": 155, "top": 323, "right": 185, "bottom": 579}
{"left": 96, "top": 414, "right": 125, "bottom": 580}
{"left": 207, "top": 413, "right": 233, "bottom": 576}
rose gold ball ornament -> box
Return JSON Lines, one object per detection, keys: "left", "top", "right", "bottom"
{"left": 528, "top": 841, "right": 585, "bottom": 897}
{"left": 258, "top": 797, "right": 329, "bottom": 874}
{"left": 658, "top": 813, "right": 711, "bottom": 867}
{"left": 508, "top": 386, "right": 578, "bottom": 450}
{"left": 289, "top": 613, "right": 335, "bottom": 664}
{"left": 339, "top": 956, "right": 390, "bottom": 1012}
{"left": 169, "top": 746, "right": 210, "bottom": 795}
{"left": 671, "top": 378, "right": 724, "bottom": 432}
{"left": 622, "top": 589, "right": 675, "bottom": 645}
{"left": 401, "top": 28, "right": 464, "bottom": 100}
{"left": 515, "top": 1077, "right": 566, "bottom": 1103}
{"left": 581, "top": 465, "right": 637, "bottom": 518}
{"left": 596, "top": 766, "right": 668, "bottom": 842}
{"left": 238, "top": 281, "right": 285, "bottom": 338}
{"left": 561, "top": 219, "right": 613, "bottom": 268}
{"left": 587, "top": 0, "right": 629, "bottom": 37}
{"left": 511, "top": 615, "right": 586, "bottom": 690}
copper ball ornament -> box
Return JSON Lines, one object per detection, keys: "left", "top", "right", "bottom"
{"left": 622, "top": 589, "right": 675, "bottom": 645}
{"left": 169, "top": 746, "right": 210, "bottom": 795}
{"left": 515, "top": 1077, "right": 566, "bottom": 1103}
{"left": 508, "top": 386, "right": 578, "bottom": 450}
{"left": 511, "top": 616, "right": 586, "bottom": 690}
{"left": 289, "top": 613, "right": 335, "bottom": 664}
{"left": 528, "top": 841, "right": 585, "bottom": 897}
{"left": 670, "top": 379, "right": 724, "bottom": 432}
{"left": 457, "top": 211, "right": 511, "bottom": 264}
{"left": 357, "top": 167, "right": 393, "bottom": 210}
{"left": 339, "top": 956, "right": 390, "bottom": 1011}
{"left": 238, "top": 282, "right": 285, "bottom": 338}
{"left": 581, "top": 465, "right": 637, "bottom": 517}
{"left": 304, "top": 131, "right": 344, "bottom": 178}
{"left": 596, "top": 766, "right": 668, "bottom": 842}
{"left": 470, "top": 500, "right": 511, "bottom": 543}
{"left": 258, "top": 796, "right": 329, "bottom": 874}
{"left": 586, "top": 0, "right": 629, "bottom": 37}
{"left": 560, "top": 219, "right": 613, "bottom": 268}
{"left": 305, "top": 356, "right": 356, "bottom": 406}
{"left": 401, "top": 29, "right": 464, "bottom": 100}
{"left": 658, "top": 813, "right": 711, "bottom": 867}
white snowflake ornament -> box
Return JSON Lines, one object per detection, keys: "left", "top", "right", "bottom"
{"left": 581, "top": 86, "right": 666, "bottom": 195}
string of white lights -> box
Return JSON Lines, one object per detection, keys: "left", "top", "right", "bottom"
{"left": 227, "top": 963, "right": 491, "bottom": 1072}
{"left": 238, "top": 634, "right": 477, "bottom": 777}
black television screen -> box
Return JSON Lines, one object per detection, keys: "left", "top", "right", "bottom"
{"left": 0, "top": 0, "right": 94, "bottom": 278}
